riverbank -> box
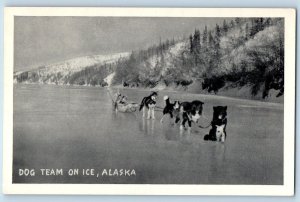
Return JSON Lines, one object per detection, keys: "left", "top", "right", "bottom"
{"left": 112, "top": 80, "right": 284, "bottom": 104}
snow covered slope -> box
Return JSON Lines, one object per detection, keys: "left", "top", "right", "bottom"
{"left": 39, "top": 53, "right": 128, "bottom": 76}
{"left": 14, "top": 52, "right": 129, "bottom": 85}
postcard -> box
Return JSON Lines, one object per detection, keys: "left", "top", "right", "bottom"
{"left": 3, "top": 7, "right": 296, "bottom": 195}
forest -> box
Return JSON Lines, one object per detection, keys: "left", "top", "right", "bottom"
{"left": 14, "top": 17, "right": 284, "bottom": 99}
{"left": 112, "top": 17, "right": 284, "bottom": 98}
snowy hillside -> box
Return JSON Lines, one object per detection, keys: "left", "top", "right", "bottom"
{"left": 112, "top": 18, "right": 284, "bottom": 100}
{"left": 14, "top": 52, "right": 129, "bottom": 85}
{"left": 40, "top": 53, "right": 129, "bottom": 75}
{"left": 14, "top": 18, "right": 284, "bottom": 101}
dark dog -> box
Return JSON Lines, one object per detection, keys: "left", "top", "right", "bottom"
{"left": 175, "top": 100, "right": 204, "bottom": 129}
{"left": 204, "top": 106, "right": 227, "bottom": 142}
{"left": 139, "top": 92, "right": 158, "bottom": 119}
{"left": 160, "top": 96, "right": 181, "bottom": 123}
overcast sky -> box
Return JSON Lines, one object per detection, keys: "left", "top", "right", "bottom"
{"left": 14, "top": 17, "right": 228, "bottom": 71}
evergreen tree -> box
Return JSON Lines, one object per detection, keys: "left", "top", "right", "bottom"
{"left": 250, "top": 18, "right": 257, "bottom": 37}
{"left": 214, "top": 24, "right": 221, "bottom": 57}
{"left": 202, "top": 25, "right": 208, "bottom": 49}
{"left": 249, "top": 18, "right": 265, "bottom": 37}
{"left": 208, "top": 31, "right": 214, "bottom": 48}
{"left": 230, "top": 20, "right": 235, "bottom": 28}
{"left": 258, "top": 18, "right": 264, "bottom": 31}
{"left": 264, "top": 18, "right": 272, "bottom": 27}
{"left": 189, "top": 34, "right": 194, "bottom": 53}
{"left": 215, "top": 24, "right": 221, "bottom": 43}
{"left": 222, "top": 19, "right": 228, "bottom": 33}
{"left": 193, "top": 29, "right": 201, "bottom": 65}
{"left": 245, "top": 23, "right": 250, "bottom": 40}
{"left": 235, "top": 17, "right": 241, "bottom": 25}
{"left": 193, "top": 29, "right": 201, "bottom": 53}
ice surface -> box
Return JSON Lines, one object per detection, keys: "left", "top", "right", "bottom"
{"left": 13, "top": 84, "right": 283, "bottom": 184}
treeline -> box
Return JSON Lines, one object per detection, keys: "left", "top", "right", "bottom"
{"left": 14, "top": 62, "right": 115, "bottom": 86}
{"left": 187, "top": 18, "right": 279, "bottom": 76}
{"left": 67, "top": 63, "right": 114, "bottom": 86}
{"left": 15, "top": 17, "right": 284, "bottom": 99}
{"left": 196, "top": 18, "right": 283, "bottom": 98}
{"left": 113, "top": 17, "right": 284, "bottom": 98}
{"left": 113, "top": 39, "right": 177, "bottom": 87}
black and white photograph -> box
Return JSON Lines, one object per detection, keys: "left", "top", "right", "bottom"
{"left": 3, "top": 7, "right": 295, "bottom": 195}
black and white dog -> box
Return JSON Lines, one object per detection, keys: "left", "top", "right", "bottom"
{"left": 139, "top": 92, "right": 158, "bottom": 119}
{"left": 160, "top": 96, "right": 181, "bottom": 123}
{"left": 176, "top": 100, "right": 204, "bottom": 130}
{"left": 204, "top": 106, "right": 227, "bottom": 142}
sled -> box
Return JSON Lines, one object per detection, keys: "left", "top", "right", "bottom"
{"left": 107, "top": 89, "right": 139, "bottom": 113}
{"left": 115, "top": 102, "right": 139, "bottom": 113}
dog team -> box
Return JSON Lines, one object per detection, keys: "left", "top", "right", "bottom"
{"left": 139, "top": 92, "right": 228, "bottom": 142}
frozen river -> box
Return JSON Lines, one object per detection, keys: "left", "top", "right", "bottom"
{"left": 13, "top": 84, "right": 283, "bottom": 184}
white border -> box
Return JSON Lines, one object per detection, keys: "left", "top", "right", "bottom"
{"left": 3, "top": 7, "right": 296, "bottom": 195}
